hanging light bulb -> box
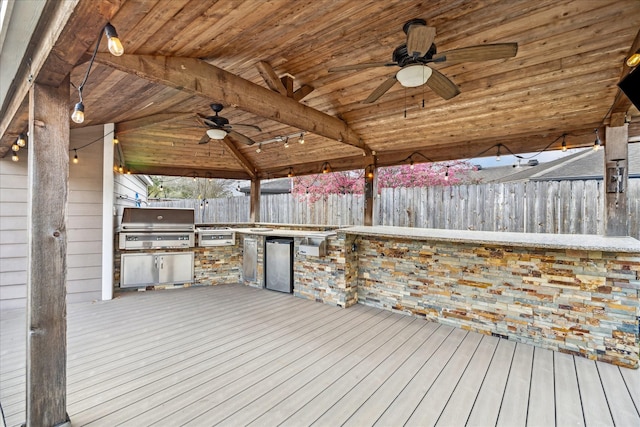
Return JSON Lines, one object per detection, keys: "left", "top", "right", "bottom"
{"left": 322, "top": 162, "right": 330, "bottom": 174}
{"left": 298, "top": 133, "right": 305, "bottom": 144}
{"left": 410, "top": 159, "right": 415, "bottom": 170}
{"left": 113, "top": 135, "right": 119, "bottom": 144}
{"left": 444, "top": 167, "right": 450, "bottom": 181}
{"left": 287, "top": 167, "right": 294, "bottom": 178}
{"left": 126, "top": 169, "right": 131, "bottom": 175}
{"left": 73, "top": 149, "right": 79, "bottom": 164}
{"left": 104, "top": 23, "right": 124, "bottom": 56}
{"left": 205, "top": 199, "right": 209, "bottom": 206}
{"left": 17, "top": 134, "right": 26, "bottom": 148}
{"left": 159, "top": 183, "right": 164, "bottom": 191}
{"left": 626, "top": 49, "right": 640, "bottom": 68}
{"left": 11, "top": 150, "right": 19, "bottom": 162}
{"left": 256, "top": 143, "right": 262, "bottom": 153}
{"left": 11, "top": 141, "right": 20, "bottom": 152}
{"left": 593, "top": 129, "right": 601, "bottom": 151}
{"left": 113, "top": 165, "right": 118, "bottom": 172}
{"left": 561, "top": 134, "right": 567, "bottom": 152}
{"left": 118, "top": 165, "right": 124, "bottom": 173}
{"left": 71, "top": 101, "right": 85, "bottom": 123}
{"left": 193, "top": 174, "right": 197, "bottom": 182}
{"left": 495, "top": 145, "right": 502, "bottom": 161}
{"left": 367, "top": 167, "right": 374, "bottom": 179}
{"left": 284, "top": 137, "right": 290, "bottom": 148}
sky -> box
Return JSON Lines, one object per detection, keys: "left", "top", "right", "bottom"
{"left": 469, "top": 148, "right": 585, "bottom": 169}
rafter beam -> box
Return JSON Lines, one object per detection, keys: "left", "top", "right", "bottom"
{"left": 94, "top": 54, "right": 369, "bottom": 153}
{"left": 256, "top": 61, "right": 287, "bottom": 95}
{"left": 219, "top": 138, "right": 256, "bottom": 179}
{"left": 116, "top": 113, "right": 194, "bottom": 135}
{"left": 293, "top": 84, "right": 314, "bottom": 101}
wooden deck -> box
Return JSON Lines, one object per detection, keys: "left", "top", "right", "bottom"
{"left": 1, "top": 284, "right": 639, "bottom": 427}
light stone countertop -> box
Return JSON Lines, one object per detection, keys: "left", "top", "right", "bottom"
{"left": 340, "top": 226, "right": 640, "bottom": 253}
{"left": 233, "top": 227, "right": 337, "bottom": 239}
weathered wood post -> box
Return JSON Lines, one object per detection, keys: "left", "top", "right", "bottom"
{"left": 250, "top": 178, "right": 261, "bottom": 223}
{"left": 604, "top": 112, "right": 629, "bottom": 236}
{"left": 25, "top": 76, "right": 71, "bottom": 426}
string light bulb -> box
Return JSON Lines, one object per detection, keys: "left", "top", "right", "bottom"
{"left": 366, "top": 167, "right": 374, "bottom": 179}
{"left": 287, "top": 167, "right": 294, "bottom": 178}
{"left": 561, "top": 134, "right": 567, "bottom": 152}
{"left": 322, "top": 162, "right": 331, "bottom": 174}
{"left": 298, "top": 133, "right": 305, "bottom": 144}
{"left": 113, "top": 135, "right": 119, "bottom": 144}
{"left": 118, "top": 165, "right": 124, "bottom": 173}
{"left": 284, "top": 137, "right": 290, "bottom": 148}
{"left": 626, "top": 48, "right": 640, "bottom": 68}
{"left": 104, "top": 23, "right": 124, "bottom": 56}
{"left": 496, "top": 144, "right": 501, "bottom": 161}
{"left": 410, "top": 159, "right": 415, "bottom": 170}
{"left": 593, "top": 129, "right": 601, "bottom": 151}
{"left": 11, "top": 141, "right": 20, "bottom": 152}
{"left": 71, "top": 101, "right": 85, "bottom": 123}
{"left": 256, "top": 143, "right": 262, "bottom": 153}
{"left": 11, "top": 150, "right": 19, "bottom": 162}
{"left": 73, "top": 149, "right": 79, "bottom": 164}
{"left": 444, "top": 167, "right": 449, "bottom": 181}
{"left": 17, "top": 134, "right": 26, "bottom": 148}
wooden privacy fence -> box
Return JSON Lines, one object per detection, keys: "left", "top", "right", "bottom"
{"left": 150, "top": 180, "right": 640, "bottom": 239}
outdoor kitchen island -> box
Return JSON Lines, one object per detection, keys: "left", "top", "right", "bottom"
{"left": 337, "top": 226, "right": 640, "bottom": 369}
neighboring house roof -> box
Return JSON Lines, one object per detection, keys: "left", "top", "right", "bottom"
{"left": 239, "top": 178, "right": 292, "bottom": 194}
{"left": 471, "top": 143, "right": 640, "bottom": 183}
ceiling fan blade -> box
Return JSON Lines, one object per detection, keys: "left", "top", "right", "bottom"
{"left": 426, "top": 68, "right": 460, "bottom": 100}
{"left": 406, "top": 25, "right": 435, "bottom": 57}
{"left": 227, "top": 130, "right": 256, "bottom": 145}
{"left": 433, "top": 43, "right": 518, "bottom": 64}
{"left": 228, "top": 123, "right": 262, "bottom": 132}
{"left": 329, "top": 62, "right": 397, "bottom": 72}
{"left": 363, "top": 76, "right": 398, "bottom": 104}
{"left": 198, "top": 133, "right": 210, "bottom": 144}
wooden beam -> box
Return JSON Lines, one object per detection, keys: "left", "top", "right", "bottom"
{"left": 0, "top": 0, "right": 123, "bottom": 154}
{"left": 256, "top": 61, "right": 287, "bottom": 95}
{"left": 219, "top": 138, "right": 256, "bottom": 179}
{"left": 116, "top": 113, "right": 194, "bottom": 135}
{"left": 26, "top": 76, "right": 70, "bottom": 427}
{"left": 281, "top": 74, "right": 294, "bottom": 98}
{"left": 126, "top": 164, "right": 253, "bottom": 180}
{"left": 604, "top": 121, "right": 629, "bottom": 236}
{"left": 250, "top": 179, "right": 261, "bottom": 223}
{"left": 293, "top": 84, "right": 314, "bottom": 101}
{"left": 93, "top": 54, "right": 369, "bottom": 152}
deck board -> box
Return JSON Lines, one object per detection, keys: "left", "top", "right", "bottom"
{"left": 1, "top": 284, "right": 638, "bottom": 427}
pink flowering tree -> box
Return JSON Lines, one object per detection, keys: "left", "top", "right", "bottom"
{"left": 291, "top": 161, "right": 477, "bottom": 201}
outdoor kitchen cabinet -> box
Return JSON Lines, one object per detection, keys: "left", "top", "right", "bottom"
{"left": 121, "top": 252, "right": 194, "bottom": 288}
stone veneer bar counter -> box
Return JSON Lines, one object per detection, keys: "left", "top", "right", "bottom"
{"left": 339, "top": 226, "right": 640, "bottom": 368}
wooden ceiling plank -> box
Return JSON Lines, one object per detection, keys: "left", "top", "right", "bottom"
{"left": 93, "top": 53, "right": 368, "bottom": 152}
{"left": 116, "top": 113, "right": 195, "bottom": 135}
{"left": 256, "top": 61, "right": 287, "bottom": 95}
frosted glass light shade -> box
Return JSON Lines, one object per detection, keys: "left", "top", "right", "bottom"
{"left": 396, "top": 64, "right": 432, "bottom": 87}
{"left": 206, "top": 128, "right": 227, "bottom": 139}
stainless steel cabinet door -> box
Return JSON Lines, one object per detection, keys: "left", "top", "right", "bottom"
{"left": 157, "top": 252, "right": 194, "bottom": 285}
{"left": 121, "top": 253, "right": 157, "bottom": 287}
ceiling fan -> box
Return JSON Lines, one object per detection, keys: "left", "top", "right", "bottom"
{"left": 196, "top": 103, "right": 261, "bottom": 145}
{"left": 329, "top": 18, "right": 518, "bottom": 103}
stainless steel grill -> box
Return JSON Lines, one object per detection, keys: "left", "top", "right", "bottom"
{"left": 118, "top": 207, "right": 195, "bottom": 250}
{"left": 196, "top": 226, "right": 236, "bottom": 247}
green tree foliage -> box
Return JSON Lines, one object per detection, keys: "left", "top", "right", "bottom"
{"left": 148, "top": 176, "right": 234, "bottom": 200}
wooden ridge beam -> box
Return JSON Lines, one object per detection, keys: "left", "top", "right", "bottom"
{"left": 94, "top": 54, "right": 369, "bottom": 153}
{"left": 0, "top": 0, "right": 123, "bottom": 154}
{"left": 126, "top": 164, "right": 253, "bottom": 180}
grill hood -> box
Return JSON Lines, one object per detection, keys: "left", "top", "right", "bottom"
{"left": 120, "top": 207, "right": 195, "bottom": 231}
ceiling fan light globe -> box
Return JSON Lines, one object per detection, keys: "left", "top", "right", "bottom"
{"left": 396, "top": 64, "right": 432, "bottom": 87}
{"left": 206, "top": 128, "right": 227, "bottom": 139}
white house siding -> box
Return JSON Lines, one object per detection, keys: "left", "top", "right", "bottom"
{"left": 114, "top": 173, "right": 150, "bottom": 227}
{"left": 0, "top": 155, "right": 28, "bottom": 309}
{"left": 66, "top": 126, "right": 105, "bottom": 304}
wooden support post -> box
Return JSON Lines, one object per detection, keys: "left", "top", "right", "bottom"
{"left": 250, "top": 178, "right": 261, "bottom": 223}
{"left": 26, "top": 77, "right": 70, "bottom": 426}
{"left": 364, "top": 162, "right": 376, "bottom": 226}
{"left": 604, "top": 113, "right": 629, "bottom": 236}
